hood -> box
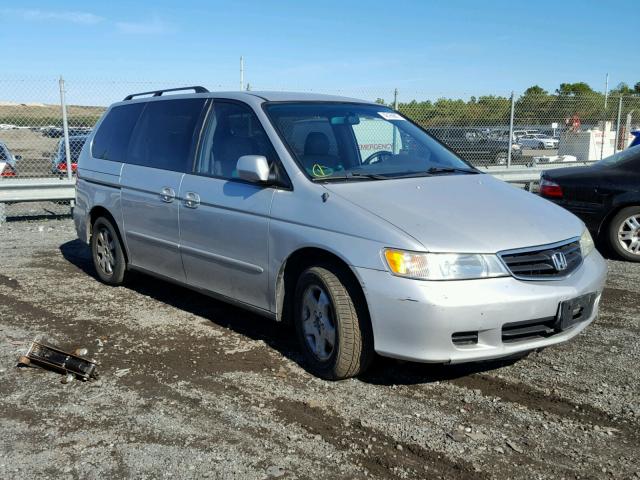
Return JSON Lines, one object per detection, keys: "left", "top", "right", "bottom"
{"left": 323, "top": 174, "right": 584, "bottom": 253}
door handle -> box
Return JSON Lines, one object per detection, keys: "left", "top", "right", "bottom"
{"left": 184, "top": 191, "right": 200, "bottom": 209}
{"left": 160, "top": 187, "right": 176, "bottom": 203}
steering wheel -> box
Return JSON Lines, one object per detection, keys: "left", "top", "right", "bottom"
{"left": 363, "top": 150, "right": 393, "bottom": 165}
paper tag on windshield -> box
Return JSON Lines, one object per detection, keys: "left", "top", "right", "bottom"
{"left": 378, "top": 112, "right": 404, "bottom": 121}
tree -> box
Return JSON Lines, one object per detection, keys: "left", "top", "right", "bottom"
{"left": 556, "top": 82, "right": 594, "bottom": 95}
{"left": 635, "top": 82, "right": 640, "bottom": 94}
{"left": 523, "top": 85, "right": 548, "bottom": 96}
{"left": 611, "top": 82, "right": 633, "bottom": 95}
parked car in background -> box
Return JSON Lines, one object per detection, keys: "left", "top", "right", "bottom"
{"left": 42, "top": 126, "right": 63, "bottom": 138}
{"left": 74, "top": 87, "right": 606, "bottom": 380}
{"left": 0, "top": 141, "right": 21, "bottom": 177}
{"left": 540, "top": 144, "right": 640, "bottom": 261}
{"left": 426, "top": 127, "right": 522, "bottom": 165}
{"left": 512, "top": 129, "right": 538, "bottom": 141}
{"left": 51, "top": 135, "right": 88, "bottom": 175}
{"left": 518, "top": 134, "right": 559, "bottom": 150}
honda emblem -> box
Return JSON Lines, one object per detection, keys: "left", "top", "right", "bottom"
{"left": 551, "top": 252, "right": 568, "bottom": 271}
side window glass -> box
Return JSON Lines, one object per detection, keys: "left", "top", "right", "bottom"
{"left": 92, "top": 103, "right": 145, "bottom": 162}
{"left": 196, "top": 102, "right": 277, "bottom": 179}
{"left": 127, "top": 98, "right": 206, "bottom": 172}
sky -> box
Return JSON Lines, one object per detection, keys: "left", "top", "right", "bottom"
{"left": 0, "top": 0, "right": 637, "bottom": 104}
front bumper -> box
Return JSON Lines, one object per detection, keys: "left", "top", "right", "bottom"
{"left": 356, "top": 251, "right": 607, "bottom": 363}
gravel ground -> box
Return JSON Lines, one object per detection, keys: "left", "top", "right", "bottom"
{"left": 0, "top": 218, "right": 638, "bottom": 480}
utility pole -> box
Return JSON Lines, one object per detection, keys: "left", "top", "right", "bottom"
{"left": 240, "top": 56, "right": 244, "bottom": 91}
{"left": 601, "top": 73, "right": 610, "bottom": 160}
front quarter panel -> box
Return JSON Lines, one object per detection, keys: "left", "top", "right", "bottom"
{"left": 268, "top": 184, "right": 423, "bottom": 312}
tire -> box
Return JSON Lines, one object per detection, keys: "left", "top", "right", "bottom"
{"left": 495, "top": 151, "right": 507, "bottom": 165}
{"left": 607, "top": 206, "right": 640, "bottom": 262}
{"left": 294, "top": 265, "right": 373, "bottom": 380}
{"left": 538, "top": 142, "right": 545, "bottom": 150}
{"left": 91, "top": 216, "right": 127, "bottom": 284}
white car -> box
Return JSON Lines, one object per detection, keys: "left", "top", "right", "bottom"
{"left": 519, "top": 134, "right": 559, "bottom": 150}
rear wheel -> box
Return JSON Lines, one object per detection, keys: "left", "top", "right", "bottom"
{"left": 538, "top": 141, "right": 546, "bottom": 150}
{"left": 608, "top": 206, "right": 640, "bottom": 262}
{"left": 294, "top": 265, "right": 372, "bottom": 380}
{"left": 91, "top": 217, "right": 127, "bottom": 284}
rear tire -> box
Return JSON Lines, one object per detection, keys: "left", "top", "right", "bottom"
{"left": 91, "top": 216, "right": 127, "bottom": 284}
{"left": 495, "top": 151, "right": 507, "bottom": 165}
{"left": 294, "top": 265, "right": 373, "bottom": 380}
{"left": 607, "top": 206, "right": 640, "bottom": 262}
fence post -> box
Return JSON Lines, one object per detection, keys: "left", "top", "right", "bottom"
{"left": 507, "top": 91, "right": 515, "bottom": 168}
{"left": 614, "top": 96, "right": 623, "bottom": 153}
{"left": 59, "top": 76, "right": 72, "bottom": 181}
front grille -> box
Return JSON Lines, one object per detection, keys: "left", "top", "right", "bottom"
{"left": 499, "top": 239, "right": 582, "bottom": 280}
{"left": 502, "top": 316, "right": 557, "bottom": 343}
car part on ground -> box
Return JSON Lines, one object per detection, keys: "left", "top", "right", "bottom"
{"left": 17, "top": 341, "right": 98, "bottom": 381}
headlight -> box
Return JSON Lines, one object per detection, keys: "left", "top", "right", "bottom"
{"left": 383, "top": 249, "right": 509, "bottom": 281}
{"left": 580, "top": 229, "right": 595, "bottom": 257}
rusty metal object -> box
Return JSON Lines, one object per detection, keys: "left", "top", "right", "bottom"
{"left": 19, "top": 341, "right": 98, "bottom": 381}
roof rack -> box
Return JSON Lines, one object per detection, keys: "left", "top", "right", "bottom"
{"left": 123, "top": 86, "right": 209, "bottom": 101}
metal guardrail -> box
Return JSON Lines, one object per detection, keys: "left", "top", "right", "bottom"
{"left": 0, "top": 161, "right": 598, "bottom": 222}
{"left": 0, "top": 178, "right": 76, "bottom": 202}
{"left": 482, "top": 161, "right": 596, "bottom": 184}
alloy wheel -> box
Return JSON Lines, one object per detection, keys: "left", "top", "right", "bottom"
{"left": 617, "top": 214, "right": 640, "bottom": 256}
{"left": 301, "top": 284, "right": 336, "bottom": 361}
{"left": 95, "top": 227, "right": 116, "bottom": 275}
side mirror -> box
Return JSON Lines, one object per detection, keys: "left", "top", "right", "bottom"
{"left": 237, "top": 155, "right": 270, "bottom": 183}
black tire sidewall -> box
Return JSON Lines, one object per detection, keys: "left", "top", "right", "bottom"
{"left": 294, "top": 269, "right": 340, "bottom": 377}
{"left": 608, "top": 206, "right": 640, "bottom": 262}
{"left": 91, "top": 217, "right": 126, "bottom": 284}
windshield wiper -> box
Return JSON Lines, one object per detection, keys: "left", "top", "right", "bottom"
{"left": 311, "top": 171, "right": 390, "bottom": 182}
{"left": 426, "top": 167, "right": 479, "bottom": 175}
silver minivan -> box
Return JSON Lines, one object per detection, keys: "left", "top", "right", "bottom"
{"left": 74, "top": 87, "right": 607, "bottom": 379}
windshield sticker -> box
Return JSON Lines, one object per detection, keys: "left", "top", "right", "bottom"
{"left": 378, "top": 112, "right": 405, "bottom": 121}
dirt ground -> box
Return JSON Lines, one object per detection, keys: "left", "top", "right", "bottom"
{"left": 0, "top": 218, "right": 638, "bottom": 480}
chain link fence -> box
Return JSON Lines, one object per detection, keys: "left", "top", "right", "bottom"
{"left": 1, "top": 77, "right": 639, "bottom": 219}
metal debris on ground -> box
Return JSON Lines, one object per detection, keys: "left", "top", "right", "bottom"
{"left": 17, "top": 341, "right": 98, "bottom": 381}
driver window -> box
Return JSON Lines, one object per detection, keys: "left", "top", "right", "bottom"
{"left": 352, "top": 117, "right": 402, "bottom": 163}
{"left": 196, "top": 102, "right": 276, "bottom": 179}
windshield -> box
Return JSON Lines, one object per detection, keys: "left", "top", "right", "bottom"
{"left": 265, "top": 102, "right": 474, "bottom": 180}
{"left": 596, "top": 144, "right": 640, "bottom": 167}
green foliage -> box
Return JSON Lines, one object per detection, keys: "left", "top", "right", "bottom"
{"left": 395, "top": 83, "right": 640, "bottom": 129}
{"left": 556, "top": 82, "right": 595, "bottom": 96}
{"left": 524, "top": 85, "right": 548, "bottom": 96}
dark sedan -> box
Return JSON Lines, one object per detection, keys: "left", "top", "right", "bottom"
{"left": 540, "top": 145, "right": 640, "bottom": 261}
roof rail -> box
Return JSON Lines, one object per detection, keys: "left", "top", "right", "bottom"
{"left": 123, "top": 86, "right": 209, "bottom": 101}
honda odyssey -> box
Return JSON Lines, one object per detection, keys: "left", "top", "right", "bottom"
{"left": 74, "top": 87, "right": 607, "bottom": 379}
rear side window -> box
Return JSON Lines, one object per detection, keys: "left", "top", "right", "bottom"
{"left": 92, "top": 103, "right": 145, "bottom": 161}
{"left": 127, "top": 98, "right": 206, "bottom": 172}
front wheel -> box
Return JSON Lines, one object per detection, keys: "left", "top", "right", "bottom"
{"left": 495, "top": 151, "right": 507, "bottom": 165}
{"left": 294, "top": 265, "right": 372, "bottom": 379}
{"left": 608, "top": 206, "right": 640, "bottom": 262}
{"left": 91, "top": 217, "right": 127, "bottom": 284}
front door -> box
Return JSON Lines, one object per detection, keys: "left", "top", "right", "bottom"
{"left": 179, "top": 101, "right": 278, "bottom": 310}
